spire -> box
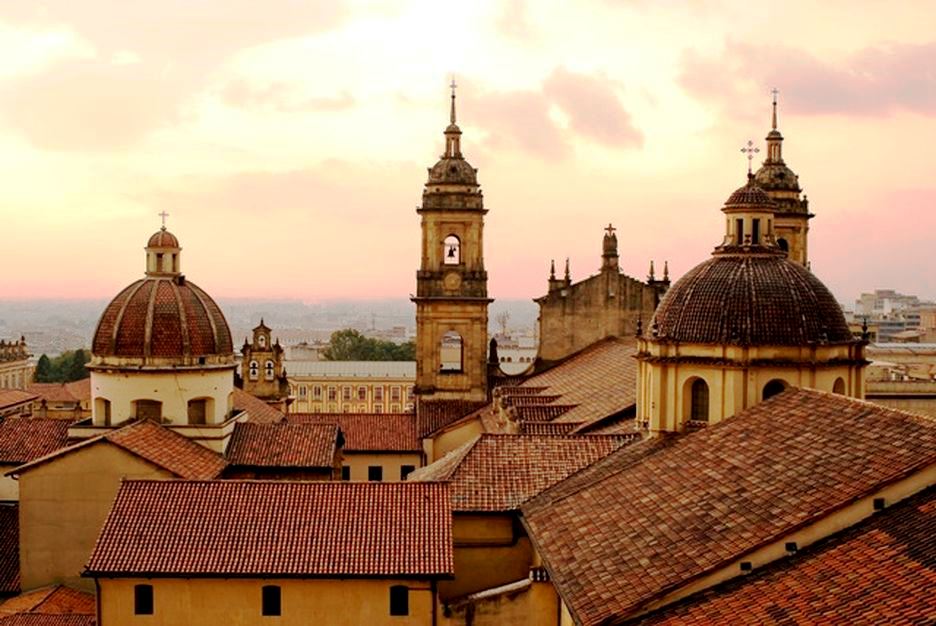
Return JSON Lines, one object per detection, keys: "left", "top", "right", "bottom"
{"left": 663, "top": 260, "right": 669, "bottom": 281}
{"left": 602, "top": 223, "right": 619, "bottom": 272}
{"left": 450, "top": 78, "right": 457, "bottom": 125}
{"left": 564, "top": 258, "right": 571, "bottom": 283}
{"left": 443, "top": 78, "right": 462, "bottom": 158}
{"left": 771, "top": 88, "right": 779, "bottom": 130}
{"left": 549, "top": 259, "right": 556, "bottom": 280}
{"left": 765, "top": 89, "right": 784, "bottom": 163}
{"left": 648, "top": 260, "right": 655, "bottom": 282}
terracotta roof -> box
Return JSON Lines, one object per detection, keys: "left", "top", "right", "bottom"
{"left": 0, "top": 391, "right": 36, "bottom": 411}
{"left": 0, "top": 504, "right": 18, "bottom": 595}
{"left": 502, "top": 394, "right": 562, "bottom": 407}
{"left": 226, "top": 422, "right": 338, "bottom": 468}
{"left": 91, "top": 277, "right": 233, "bottom": 362}
{"left": 288, "top": 413, "right": 420, "bottom": 452}
{"left": 518, "top": 422, "right": 577, "bottom": 436}
{"left": 511, "top": 405, "right": 576, "bottom": 422}
{"left": 416, "top": 399, "right": 489, "bottom": 438}
{"left": 86, "top": 480, "right": 453, "bottom": 577}
{"left": 232, "top": 388, "right": 284, "bottom": 424}
{"left": 0, "top": 585, "right": 95, "bottom": 617}
{"left": 26, "top": 382, "right": 88, "bottom": 405}
{"left": 724, "top": 178, "right": 776, "bottom": 208}
{"left": 409, "top": 434, "right": 635, "bottom": 512}
{"left": 11, "top": 420, "right": 227, "bottom": 480}
{"left": 0, "top": 616, "right": 94, "bottom": 626}
{"left": 649, "top": 254, "right": 854, "bottom": 347}
{"left": 522, "top": 389, "right": 936, "bottom": 625}
{"left": 0, "top": 419, "right": 71, "bottom": 465}
{"left": 636, "top": 487, "right": 936, "bottom": 625}
{"left": 147, "top": 228, "right": 179, "bottom": 248}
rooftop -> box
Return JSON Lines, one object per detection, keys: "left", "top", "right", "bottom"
{"left": 231, "top": 388, "right": 284, "bottom": 424}
{"left": 86, "top": 480, "right": 453, "bottom": 578}
{"left": 0, "top": 391, "right": 37, "bottom": 411}
{"left": 0, "top": 504, "right": 17, "bottom": 595}
{"left": 0, "top": 418, "right": 72, "bottom": 465}
{"left": 225, "top": 422, "right": 339, "bottom": 468}
{"left": 0, "top": 585, "right": 95, "bottom": 620}
{"left": 288, "top": 413, "right": 420, "bottom": 452}
{"left": 26, "top": 380, "right": 90, "bottom": 405}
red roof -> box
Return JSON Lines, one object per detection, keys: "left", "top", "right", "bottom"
{"left": 409, "top": 434, "right": 636, "bottom": 512}
{"left": 226, "top": 422, "right": 338, "bottom": 468}
{"left": 0, "top": 391, "right": 37, "bottom": 411}
{"left": 11, "top": 420, "right": 227, "bottom": 480}
{"left": 0, "top": 585, "right": 95, "bottom": 617}
{"left": 522, "top": 389, "right": 936, "bottom": 625}
{"left": 86, "top": 480, "right": 453, "bottom": 578}
{"left": 0, "top": 504, "right": 18, "bottom": 595}
{"left": 232, "top": 388, "right": 284, "bottom": 424}
{"left": 147, "top": 228, "right": 179, "bottom": 248}
{"left": 288, "top": 413, "right": 421, "bottom": 452}
{"left": 518, "top": 422, "right": 577, "bottom": 435}
{"left": 416, "top": 399, "right": 488, "bottom": 438}
{"left": 636, "top": 487, "right": 936, "bottom": 625}
{"left": 0, "top": 419, "right": 71, "bottom": 465}
{"left": 26, "top": 382, "right": 89, "bottom": 405}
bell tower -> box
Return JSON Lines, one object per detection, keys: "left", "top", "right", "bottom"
{"left": 412, "top": 82, "right": 491, "bottom": 402}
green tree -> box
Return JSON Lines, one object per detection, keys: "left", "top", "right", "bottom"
{"left": 34, "top": 354, "right": 52, "bottom": 382}
{"left": 66, "top": 349, "right": 90, "bottom": 382}
{"left": 323, "top": 330, "right": 415, "bottom": 361}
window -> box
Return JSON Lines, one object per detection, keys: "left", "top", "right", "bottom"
{"left": 298, "top": 385, "right": 307, "bottom": 399}
{"left": 736, "top": 218, "right": 744, "bottom": 244}
{"left": 134, "top": 584, "right": 154, "bottom": 615}
{"left": 375, "top": 386, "right": 383, "bottom": 401}
{"left": 389, "top": 585, "right": 409, "bottom": 616}
{"left": 95, "top": 398, "right": 112, "bottom": 426}
{"left": 401, "top": 465, "right": 415, "bottom": 481}
{"left": 342, "top": 386, "right": 352, "bottom": 401}
{"left": 374, "top": 404, "right": 383, "bottom": 414}
{"left": 328, "top": 387, "right": 337, "bottom": 401}
{"left": 187, "top": 399, "right": 207, "bottom": 425}
{"left": 341, "top": 466, "right": 351, "bottom": 481}
{"left": 833, "top": 377, "right": 846, "bottom": 395}
{"left": 440, "top": 331, "right": 463, "bottom": 372}
{"left": 406, "top": 386, "right": 414, "bottom": 401}
{"left": 261, "top": 585, "right": 281, "bottom": 617}
{"left": 358, "top": 386, "right": 367, "bottom": 401}
{"left": 689, "top": 379, "right": 709, "bottom": 422}
{"left": 752, "top": 218, "right": 761, "bottom": 244}
{"left": 443, "top": 234, "right": 460, "bottom": 265}
{"left": 777, "top": 237, "right": 789, "bottom": 253}
{"left": 248, "top": 360, "right": 259, "bottom": 381}
{"left": 391, "top": 386, "right": 401, "bottom": 402}
{"left": 762, "top": 379, "right": 787, "bottom": 400}
{"left": 264, "top": 360, "right": 275, "bottom": 381}
{"left": 258, "top": 334, "right": 267, "bottom": 348}
{"left": 312, "top": 385, "right": 321, "bottom": 399}
{"left": 391, "top": 404, "right": 401, "bottom": 413}
{"left": 134, "top": 399, "right": 162, "bottom": 422}
{"left": 368, "top": 466, "right": 383, "bottom": 482}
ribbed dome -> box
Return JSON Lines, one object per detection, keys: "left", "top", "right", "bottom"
{"left": 650, "top": 254, "right": 853, "bottom": 346}
{"left": 724, "top": 182, "right": 776, "bottom": 209}
{"left": 147, "top": 229, "right": 179, "bottom": 248}
{"left": 427, "top": 157, "right": 478, "bottom": 185}
{"left": 92, "top": 277, "right": 233, "bottom": 365}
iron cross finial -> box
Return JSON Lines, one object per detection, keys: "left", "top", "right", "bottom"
{"left": 741, "top": 140, "right": 760, "bottom": 175}
{"left": 605, "top": 223, "right": 616, "bottom": 237}
{"left": 158, "top": 211, "right": 170, "bottom": 230}
{"left": 449, "top": 77, "right": 458, "bottom": 124}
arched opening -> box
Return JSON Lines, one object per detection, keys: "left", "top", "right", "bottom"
{"left": 777, "top": 238, "right": 789, "bottom": 254}
{"left": 833, "top": 377, "right": 846, "bottom": 395}
{"left": 684, "top": 378, "right": 709, "bottom": 423}
{"left": 264, "top": 360, "right": 275, "bottom": 381}
{"left": 248, "top": 360, "right": 259, "bottom": 381}
{"left": 440, "top": 331, "right": 463, "bottom": 373}
{"left": 258, "top": 334, "right": 266, "bottom": 348}
{"left": 133, "top": 399, "right": 162, "bottom": 422}
{"left": 762, "top": 379, "right": 788, "bottom": 400}
{"left": 95, "top": 397, "right": 112, "bottom": 426}
{"left": 443, "top": 235, "right": 461, "bottom": 265}
{"left": 187, "top": 398, "right": 211, "bottom": 425}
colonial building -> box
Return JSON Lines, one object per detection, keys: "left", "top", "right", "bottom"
{"left": 238, "top": 320, "right": 290, "bottom": 411}
{"left": 753, "top": 92, "right": 813, "bottom": 266}
{"left": 0, "top": 338, "right": 31, "bottom": 391}
{"left": 287, "top": 361, "right": 415, "bottom": 413}
{"left": 28, "top": 380, "right": 91, "bottom": 420}
{"left": 636, "top": 174, "right": 866, "bottom": 433}
{"left": 535, "top": 225, "right": 668, "bottom": 363}
{"left": 412, "top": 86, "right": 491, "bottom": 404}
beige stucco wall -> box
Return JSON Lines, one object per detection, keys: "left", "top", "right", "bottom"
{"left": 342, "top": 451, "right": 424, "bottom": 482}
{"left": 429, "top": 417, "right": 483, "bottom": 462}
{"left": 98, "top": 577, "right": 437, "bottom": 626}
{"left": 18, "top": 442, "right": 174, "bottom": 591}
{"left": 91, "top": 367, "right": 234, "bottom": 426}
{"left": 0, "top": 463, "right": 18, "bottom": 501}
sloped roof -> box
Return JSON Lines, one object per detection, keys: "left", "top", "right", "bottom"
{"left": 0, "top": 419, "right": 71, "bottom": 465}
{"left": 636, "top": 487, "right": 936, "bottom": 625}
{"left": 0, "top": 585, "right": 95, "bottom": 617}
{"left": 522, "top": 389, "right": 936, "bottom": 625}
{"left": 232, "top": 388, "right": 284, "bottom": 424}
{"left": 0, "top": 391, "right": 37, "bottom": 411}
{"left": 11, "top": 420, "right": 227, "bottom": 480}
{"left": 26, "top": 380, "right": 89, "bottom": 405}
{"left": 288, "top": 413, "right": 420, "bottom": 452}
{"left": 409, "top": 434, "right": 635, "bottom": 512}
{"left": 0, "top": 615, "right": 94, "bottom": 626}
{"left": 417, "top": 399, "right": 489, "bottom": 438}
{"left": 86, "top": 480, "right": 453, "bottom": 578}
{"left": 0, "top": 504, "right": 18, "bottom": 595}
{"left": 226, "top": 422, "right": 338, "bottom": 468}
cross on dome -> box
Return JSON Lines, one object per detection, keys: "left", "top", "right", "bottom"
{"left": 771, "top": 88, "right": 780, "bottom": 130}
{"left": 741, "top": 140, "right": 760, "bottom": 175}
{"left": 605, "top": 223, "right": 616, "bottom": 237}
{"left": 158, "top": 211, "right": 170, "bottom": 231}
{"left": 449, "top": 77, "right": 458, "bottom": 125}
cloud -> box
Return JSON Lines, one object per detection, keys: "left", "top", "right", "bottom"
{"left": 221, "top": 80, "right": 355, "bottom": 113}
{"left": 497, "top": 0, "right": 535, "bottom": 41}
{"left": 472, "top": 88, "right": 571, "bottom": 159}
{"left": 680, "top": 41, "right": 936, "bottom": 117}
{"left": 544, "top": 68, "right": 643, "bottom": 147}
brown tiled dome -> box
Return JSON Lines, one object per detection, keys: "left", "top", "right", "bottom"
{"left": 427, "top": 157, "right": 478, "bottom": 185}
{"left": 92, "top": 277, "right": 233, "bottom": 364}
{"left": 724, "top": 181, "right": 776, "bottom": 209}
{"left": 650, "top": 254, "right": 853, "bottom": 346}
{"left": 147, "top": 229, "right": 179, "bottom": 248}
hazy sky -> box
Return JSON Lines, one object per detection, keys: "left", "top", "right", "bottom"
{"left": 1, "top": 1, "right": 934, "bottom": 305}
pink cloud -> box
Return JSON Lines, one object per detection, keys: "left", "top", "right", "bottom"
{"left": 222, "top": 80, "right": 355, "bottom": 113}
{"left": 544, "top": 68, "right": 643, "bottom": 147}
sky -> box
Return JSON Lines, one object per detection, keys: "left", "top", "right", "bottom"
{"left": 1, "top": 0, "right": 934, "bottom": 305}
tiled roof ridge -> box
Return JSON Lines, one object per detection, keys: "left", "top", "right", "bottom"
{"left": 408, "top": 436, "right": 481, "bottom": 482}
{"left": 104, "top": 420, "right": 228, "bottom": 479}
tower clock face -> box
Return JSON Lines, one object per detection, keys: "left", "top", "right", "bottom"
{"left": 443, "top": 271, "right": 462, "bottom": 291}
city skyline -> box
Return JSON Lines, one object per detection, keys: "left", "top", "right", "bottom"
{"left": 1, "top": 0, "right": 934, "bottom": 303}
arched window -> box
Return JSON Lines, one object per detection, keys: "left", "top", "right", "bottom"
{"left": 833, "top": 377, "right": 846, "bottom": 395}
{"left": 248, "top": 360, "right": 259, "bottom": 381}
{"left": 264, "top": 360, "right": 275, "bottom": 381}
{"left": 133, "top": 399, "right": 162, "bottom": 422}
{"left": 443, "top": 235, "right": 460, "bottom": 265}
{"left": 688, "top": 379, "right": 709, "bottom": 422}
{"left": 440, "top": 331, "right": 463, "bottom": 373}
{"left": 762, "top": 379, "right": 788, "bottom": 400}
{"left": 258, "top": 334, "right": 267, "bottom": 348}
{"left": 187, "top": 398, "right": 209, "bottom": 425}
{"left": 777, "top": 238, "right": 789, "bottom": 253}
{"left": 95, "top": 397, "right": 112, "bottom": 426}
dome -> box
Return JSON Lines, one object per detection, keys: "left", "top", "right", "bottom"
{"left": 724, "top": 180, "right": 776, "bottom": 209}
{"left": 92, "top": 276, "right": 234, "bottom": 365}
{"left": 147, "top": 228, "right": 179, "bottom": 248}
{"left": 650, "top": 254, "right": 853, "bottom": 346}
{"left": 427, "top": 157, "right": 478, "bottom": 186}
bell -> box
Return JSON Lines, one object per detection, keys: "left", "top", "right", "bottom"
{"left": 447, "top": 246, "right": 456, "bottom": 258}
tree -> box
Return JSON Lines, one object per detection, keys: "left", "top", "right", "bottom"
{"left": 495, "top": 310, "right": 511, "bottom": 336}
{"left": 34, "top": 354, "right": 52, "bottom": 382}
{"left": 322, "top": 329, "right": 416, "bottom": 361}
{"left": 66, "top": 349, "right": 89, "bottom": 382}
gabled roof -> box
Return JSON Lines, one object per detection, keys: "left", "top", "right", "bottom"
{"left": 232, "top": 388, "right": 284, "bottom": 424}
{"left": 0, "top": 504, "right": 18, "bottom": 595}
{"left": 0, "top": 419, "right": 72, "bottom": 465}
{"left": 0, "top": 391, "right": 37, "bottom": 411}
{"left": 0, "top": 585, "right": 95, "bottom": 617}
{"left": 86, "top": 480, "right": 453, "bottom": 578}
{"left": 226, "top": 422, "right": 338, "bottom": 468}
{"left": 11, "top": 420, "right": 227, "bottom": 480}
{"left": 288, "top": 413, "right": 421, "bottom": 452}
{"left": 636, "top": 487, "right": 936, "bottom": 625}
{"left": 417, "top": 399, "right": 489, "bottom": 438}
{"left": 522, "top": 389, "right": 936, "bottom": 625}
{"left": 26, "top": 380, "right": 90, "bottom": 405}
{"left": 409, "top": 434, "right": 636, "bottom": 512}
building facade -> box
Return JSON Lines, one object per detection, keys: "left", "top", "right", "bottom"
{"left": 239, "top": 319, "right": 290, "bottom": 411}
{"left": 0, "top": 338, "right": 32, "bottom": 391}
{"left": 287, "top": 361, "right": 415, "bottom": 413}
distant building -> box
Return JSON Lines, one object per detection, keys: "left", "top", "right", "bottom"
{"left": 286, "top": 361, "right": 415, "bottom": 414}
{"left": 238, "top": 320, "right": 290, "bottom": 412}
{"left": 0, "top": 338, "right": 31, "bottom": 391}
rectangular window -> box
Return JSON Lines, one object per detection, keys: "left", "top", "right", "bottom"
{"left": 341, "top": 466, "right": 351, "bottom": 481}
{"left": 261, "top": 585, "right": 281, "bottom": 617}
{"left": 406, "top": 386, "right": 414, "bottom": 401}
{"left": 391, "top": 404, "right": 401, "bottom": 413}
{"left": 298, "top": 385, "right": 307, "bottom": 398}
{"left": 400, "top": 465, "right": 416, "bottom": 481}
{"left": 327, "top": 387, "right": 337, "bottom": 401}
{"left": 752, "top": 218, "right": 761, "bottom": 244}
{"left": 134, "top": 584, "right": 154, "bottom": 616}
{"left": 389, "top": 585, "right": 409, "bottom": 616}
{"left": 374, "top": 404, "right": 383, "bottom": 414}
{"left": 187, "top": 399, "right": 207, "bottom": 425}
{"left": 736, "top": 218, "right": 744, "bottom": 244}
{"left": 313, "top": 385, "right": 322, "bottom": 399}
{"left": 342, "top": 386, "right": 352, "bottom": 401}
{"left": 135, "top": 400, "right": 162, "bottom": 422}
{"left": 374, "top": 386, "right": 384, "bottom": 401}
{"left": 391, "top": 386, "right": 401, "bottom": 402}
{"left": 357, "top": 386, "right": 367, "bottom": 401}
{"left": 368, "top": 466, "right": 383, "bottom": 482}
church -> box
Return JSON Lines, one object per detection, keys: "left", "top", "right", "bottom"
{"left": 0, "top": 88, "right": 933, "bottom": 626}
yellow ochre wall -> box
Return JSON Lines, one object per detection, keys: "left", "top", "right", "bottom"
{"left": 439, "top": 580, "right": 560, "bottom": 626}
{"left": 428, "top": 417, "right": 483, "bottom": 463}
{"left": 342, "top": 451, "right": 424, "bottom": 482}
{"left": 18, "top": 442, "right": 174, "bottom": 591}
{"left": 97, "top": 577, "right": 438, "bottom": 626}
{"left": 0, "top": 463, "right": 18, "bottom": 501}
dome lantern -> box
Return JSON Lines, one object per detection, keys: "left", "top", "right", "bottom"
{"left": 146, "top": 212, "right": 182, "bottom": 277}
